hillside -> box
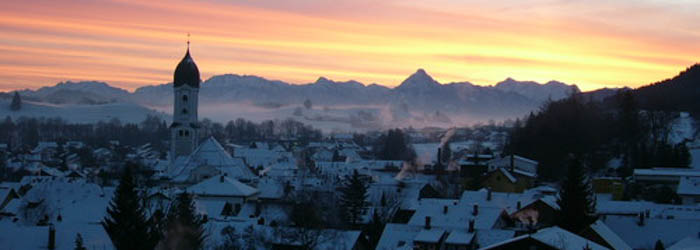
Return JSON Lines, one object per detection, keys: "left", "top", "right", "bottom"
{"left": 634, "top": 64, "right": 700, "bottom": 113}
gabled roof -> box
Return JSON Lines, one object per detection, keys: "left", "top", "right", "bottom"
{"left": 677, "top": 176, "right": 700, "bottom": 195}
{"left": 587, "top": 220, "right": 632, "bottom": 250}
{"left": 481, "top": 226, "right": 608, "bottom": 250}
{"left": 414, "top": 228, "right": 445, "bottom": 243}
{"left": 171, "top": 137, "right": 254, "bottom": 182}
{"left": 376, "top": 223, "right": 422, "bottom": 250}
{"left": 634, "top": 168, "right": 700, "bottom": 177}
{"left": 445, "top": 230, "right": 474, "bottom": 245}
{"left": 668, "top": 235, "right": 700, "bottom": 250}
{"left": 188, "top": 175, "right": 258, "bottom": 197}
{"left": 604, "top": 215, "right": 699, "bottom": 249}
{"left": 499, "top": 168, "right": 517, "bottom": 183}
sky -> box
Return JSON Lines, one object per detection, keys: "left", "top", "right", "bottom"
{"left": 0, "top": 0, "right": 698, "bottom": 92}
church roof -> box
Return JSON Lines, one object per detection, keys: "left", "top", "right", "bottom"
{"left": 188, "top": 174, "right": 258, "bottom": 197}
{"left": 173, "top": 48, "right": 200, "bottom": 88}
{"left": 171, "top": 137, "right": 255, "bottom": 182}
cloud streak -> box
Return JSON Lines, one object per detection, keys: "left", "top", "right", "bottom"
{"left": 0, "top": 0, "right": 698, "bottom": 92}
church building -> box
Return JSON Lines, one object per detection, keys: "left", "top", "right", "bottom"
{"left": 167, "top": 45, "right": 256, "bottom": 186}
{"left": 170, "top": 44, "right": 200, "bottom": 159}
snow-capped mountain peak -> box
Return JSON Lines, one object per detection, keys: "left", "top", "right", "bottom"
{"left": 396, "top": 68, "right": 441, "bottom": 90}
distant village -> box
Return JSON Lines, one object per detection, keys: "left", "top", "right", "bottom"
{"left": 1, "top": 49, "right": 699, "bottom": 250}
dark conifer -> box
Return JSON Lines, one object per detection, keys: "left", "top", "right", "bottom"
{"left": 74, "top": 233, "right": 87, "bottom": 250}
{"left": 339, "top": 170, "right": 368, "bottom": 226}
{"left": 10, "top": 92, "right": 21, "bottom": 111}
{"left": 557, "top": 157, "right": 597, "bottom": 233}
{"left": 161, "top": 191, "right": 207, "bottom": 250}
{"left": 654, "top": 239, "right": 665, "bottom": 250}
{"left": 101, "top": 167, "right": 159, "bottom": 250}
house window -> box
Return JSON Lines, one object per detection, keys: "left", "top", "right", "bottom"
{"left": 178, "top": 130, "right": 184, "bottom": 137}
{"left": 182, "top": 108, "right": 188, "bottom": 114}
{"left": 182, "top": 95, "right": 188, "bottom": 102}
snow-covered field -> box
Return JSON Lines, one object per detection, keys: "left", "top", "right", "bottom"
{"left": 0, "top": 100, "right": 168, "bottom": 124}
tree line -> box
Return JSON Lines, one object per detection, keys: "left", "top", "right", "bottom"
{"left": 505, "top": 90, "right": 691, "bottom": 180}
{"left": 101, "top": 166, "right": 206, "bottom": 250}
{"left": 0, "top": 115, "right": 323, "bottom": 152}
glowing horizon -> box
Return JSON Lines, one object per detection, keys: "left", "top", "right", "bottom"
{"left": 1, "top": 0, "right": 698, "bottom": 92}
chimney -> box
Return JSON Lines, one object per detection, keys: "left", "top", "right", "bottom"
{"left": 645, "top": 210, "right": 650, "bottom": 218}
{"left": 510, "top": 154, "right": 515, "bottom": 172}
{"left": 443, "top": 205, "right": 448, "bottom": 214}
{"left": 468, "top": 219, "right": 475, "bottom": 233}
{"left": 437, "top": 148, "right": 442, "bottom": 166}
{"left": 517, "top": 201, "right": 521, "bottom": 210}
{"left": 487, "top": 188, "right": 492, "bottom": 201}
{"left": 425, "top": 216, "right": 431, "bottom": 229}
{"left": 638, "top": 212, "right": 645, "bottom": 226}
{"left": 220, "top": 175, "right": 225, "bottom": 183}
{"left": 48, "top": 225, "right": 56, "bottom": 250}
{"left": 473, "top": 204, "right": 479, "bottom": 216}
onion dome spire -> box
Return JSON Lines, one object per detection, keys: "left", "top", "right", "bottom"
{"left": 173, "top": 34, "right": 200, "bottom": 88}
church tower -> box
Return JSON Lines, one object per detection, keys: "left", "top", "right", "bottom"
{"left": 171, "top": 43, "right": 200, "bottom": 160}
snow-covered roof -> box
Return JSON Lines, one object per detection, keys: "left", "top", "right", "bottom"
{"left": 376, "top": 223, "right": 422, "bottom": 250}
{"left": 188, "top": 175, "right": 259, "bottom": 197}
{"left": 604, "top": 215, "right": 700, "bottom": 249}
{"left": 513, "top": 169, "right": 537, "bottom": 178}
{"left": 481, "top": 226, "right": 607, "bottom": 250}
{"left": 634, "top": 168, "right": 700, "bottom": 177}
{"left": 171, "top": 137, "right": 254, "bottom": 182}
{"left": 406, "top": 198, "right": 503, "bottom": 230}
{"left": 414, "top": 228, "right": 445, "bottom": 243}
{"left": 444, "top": 230, "right": 474, "bottom": 245}
{"left": 476, "top": 229, "right": 516, "bottom": 248}
{"left": 32, "top": 141, "right": 58, "bottom": 153}
{"left": 233, "top": 147, "right": 293, "bottom": 168}
{"left": 677, "top": 176, "right": 700, "bottom": 195}
{"left": 588, "top": 220, "right": 632, "bottom": 250}
{"left": 531, "top": 227, "right": 608, "bottom": 250}
{"left": 667, "top": 235, "right": 700, "bottom": 250}
{"left": 597, "top": 200, "right": 700, "bottom": 220}
{"left": 256, "top": 177, "right": 285, "bottom": 200}
{"left": 0, "top": 220, "right": 112, "bottom": 250}
{"left": 194, "top": 199, "right": 227, "bottom": 218}
{"left": 499, "top": 168, "right": 517, "bottom": 183}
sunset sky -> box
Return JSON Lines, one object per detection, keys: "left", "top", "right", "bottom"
{"left": 1, "top": 0, "right": 698, "bottom": 92}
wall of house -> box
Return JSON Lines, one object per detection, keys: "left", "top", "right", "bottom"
{"left": 480, "top": 171, "right": 528, "bottom": 193}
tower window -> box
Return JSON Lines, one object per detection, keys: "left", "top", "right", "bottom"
{"left": 184, "top": 130, "right": 190, "bottom": 136}
{"left": 182, "top": 108, "right": 188, "bottom": 114}
{"left": 182, "top": 95, "right": 188, "bottom": 102}
{"left": 178, "top": 130, "right": 184, "bottom": 136}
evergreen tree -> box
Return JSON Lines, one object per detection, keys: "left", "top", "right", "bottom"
{"left": 101, "top": 167, "right": 159, "bottom": 250}
{"left": 339, "top": 170, "right": 368, "bottom": 226}
{"left": 10, "top": 92, "right": 21, "bottom": 111}
{"left": 364, "top": 210, "right": 385, "bottom": 248}
{"left": 74, "top": 233, "right": 87, "bottom": 250}
{"left": 557, "top": 157, "right": 597, "bottom": 233}
{"left": 375, "top": 129, "right": 415, "bottom": 161}
{"left": 654, "top": 239, "right": 665, "bottom": 250}
{"left": 303, "top": 98, "right": 312, "bottom": 109}
{"left": 162, "top": 191, "right": 207, "bottom": 250}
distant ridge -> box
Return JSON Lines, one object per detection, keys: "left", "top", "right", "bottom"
{"left": 2, "top": 69, "right": 583, "bottom": 119}
{"left": 633, "top": 63, "right": 700, "bottom": 113}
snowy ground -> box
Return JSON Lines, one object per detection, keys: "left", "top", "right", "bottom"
{"left": 0, "top": 99, "right": 168, "bottom": 124}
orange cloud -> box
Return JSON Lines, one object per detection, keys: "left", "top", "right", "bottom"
{"left": 0, "top": 0, "right": 697, "bottom": 92}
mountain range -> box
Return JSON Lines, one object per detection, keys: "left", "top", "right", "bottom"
{"left": 10, "top": 69, "right": 580, "bottom": 120}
